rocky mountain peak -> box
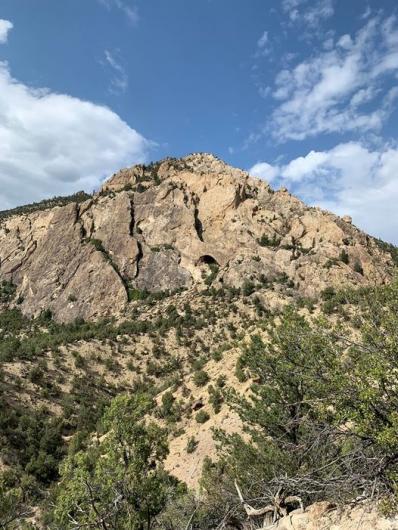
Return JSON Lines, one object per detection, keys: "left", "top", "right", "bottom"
{"left": 101, "top": 152, "right": 253, "bottom": 195}
{"left": 0, "top": 154, "right": 394, "bottom": 322}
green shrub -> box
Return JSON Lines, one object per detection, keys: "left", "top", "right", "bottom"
{"left": 72, "top": 351, "right": 85, "bottom": 369}
{"left": 322, "top": 299, "right": 336, "bottom": 314}
{"left": 321, "top": 286, "right": 335, "bottom": 300}
{"left": 195, "top": 410, "right": 210, "bottom": 424}
{"left": 186, "top": 436, "right": 198, "bottom": 454}
{"left": 216, "top": 375, "right": 226, "bottom": 388}
{"left": 0, "top": 280, "right": 16, "bottom": 303}
{"left": 339, "top": 249, "right": 349, "bottom": 264}
{"left": 204, "top": 263, "right": 219, "bottom": 286}
{"left": 104, "top": 357, "right": 119, "bottom": 372}
{"left": 235, "top": 357, "right": 247, "bottom": 382}
{"left": 354, "top": 260, "right": 364, "bottom": 275}
{"left": 128, "top": 287, "right": 149, "bottom": 302}
{"left": 211, "top": 349, "right": 223, "bottom": 362}
{"left": 89, "top": 238, "right": 106, "bottom": 252}
{"left": 191, "top": 357, "right": 207, "bottom": 371}
{"left": 159, "top": 391, "right": 175, "bottom": 419}
{"left": 242, "top": 280, "right": 255, "bottom": 297}
{"left": 208, "top": 385, "right": 223, "bottom": 414}
{"left": 193, "top": 370, "right": 209, "bottom": 387}
{"left": 375, "top": 238, "right": 398, "bottom": 266}
{"left": 49, "top": 394, "right": 180, "bottom": 529}
{"left": 296, "top": 296, "right": 315, "bottom": 311}
{"left": 28, "top": 366, "right": 44, "bottom": 385}
{"left": 257, "top": 233, "right": 281, "bottom": 247}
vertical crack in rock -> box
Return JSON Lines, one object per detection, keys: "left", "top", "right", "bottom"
{"left": 194, "top": 208, "right": 204, "bottom": 242}
{"left": 193, "top": 195, "right": 204, "bottom": 242}
{"left": 129, "top": 195, "right": 135, "bottom": 237}
{"left": 76, "top": 201, "right": 130, "bottom": 303}
{"left": 134, "top": 241, "right": 144, "bottom": 279}
{"left": 183, "top": 189, "right": 189, "bottom": 208}
{"left": 74, "top": 203, "right": 87, "bottom": 240}
{"left": 99, "top": 245, "right": 130, "bottom": 302}
{"left": 59, "top": 261, "right": 82, "bottom": 292}
{"left": 129, "top": 194, "right": 144, "bottom": 281}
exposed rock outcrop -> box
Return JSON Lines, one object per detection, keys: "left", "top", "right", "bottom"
{"left": 0, "top": 153, "right": 394, "bottom": 322}
{"left": 273, "top": 501, "right": 398, "bottom": 530}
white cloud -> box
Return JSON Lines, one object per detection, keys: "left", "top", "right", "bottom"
{"left": 257, "top": 31, "right": 269, "bottom": 49}
{"left": 282, "top": 0, "right": 334, "bottom": 27}
{"left": 104, "top": 49, "right": 128, "bottom": 94}
{"left": 0, "top": 61, "right": 151, "bottom": 210}
{"left": 282, "top": 151, "right": 330, "bottom": 181}
{"left": 361, "top": 6, "right": 372, "bottom": 20}
{"left": 250, "top": 161, "right": 279, "bottom": 182}
{"left": 302, "top": 0, "right": 334, "bottom": 26}
{"left": 249, "top": 142, "right": 398, "bottom": 243}
{"left": 350, "top": 86, "right": 379, "bottom": 108}
{"left": 258, "top": 85, "right": 271, "bottom": 99}
{"left": 255, "top": 30, "right": 272, "bottom": 58}
{"left": 323, "top": 37, "right": 334, "bottom": 50}
{"left": 337, "top": 34, "right": 353, "bottom": 50}
{"left": 282, "top": 0, "right": 306, "bottom": 23}
{"left": 268, "top": 15, "right": 398, "bottom": 141}
{"left": 282, "top": 0, "right": 304, "bottom": 9}
{"left": 98, "top": 0, "right": 139, "bottom": 24}
{"left": 0, "top": 19, "right": 13, "bottom": 43}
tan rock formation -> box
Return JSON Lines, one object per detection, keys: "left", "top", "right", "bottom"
{"left": 0, "top": 153, "right": 394, "bottom": 322}
{"left": 273, "top": 501, "right": 398, "bottom": 530}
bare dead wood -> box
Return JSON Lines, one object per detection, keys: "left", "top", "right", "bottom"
{"left": 184, "top": 506, "right": 198, "bottom": 530}
{"left": 234, "top": 480, "right": 304, "bottom": 526}
{"left": 235, "top": 481, "right": 275, "bottom": 518}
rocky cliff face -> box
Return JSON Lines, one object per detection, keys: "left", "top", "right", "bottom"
{"left": 0, "top": 153, "right": 394, "bottom": 322}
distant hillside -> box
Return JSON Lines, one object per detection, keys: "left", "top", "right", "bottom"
{"left": 0, "top": 191, "right": 90, "bottom": 221}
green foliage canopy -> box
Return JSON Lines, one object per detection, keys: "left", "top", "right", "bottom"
{"left": 50, "top": 393, "right": 181, "bottom": 530}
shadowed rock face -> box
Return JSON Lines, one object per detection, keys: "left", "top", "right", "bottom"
{"left": 0, "top": 153, "right": 394, "bottom": 322}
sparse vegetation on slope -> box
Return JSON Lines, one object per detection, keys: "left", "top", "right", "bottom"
{"left": 1, "top": 155, "right": 398, "bottom": 529}
{"left": 187, "top": 280, "right": 398, "bottom": 527}
{"left": 1, "top": 279, "right": 398, "bottom": 527}
{"left": 0, "top": 191, "right": 91, "bottom": 221}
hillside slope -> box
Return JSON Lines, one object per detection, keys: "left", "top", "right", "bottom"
{"left": 0, "top": 153, "right": 394, "bottom": 322}
{"left": 1, "top": 154, "right": 398, "bottom": 529}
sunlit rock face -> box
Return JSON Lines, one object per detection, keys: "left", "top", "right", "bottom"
{"left": 0, "top": 153, "right": 394, "bottom": 322}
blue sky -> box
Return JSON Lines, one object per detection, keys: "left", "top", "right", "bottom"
{"left": 1, "top": 0, "right": 398, "bottom": 242}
